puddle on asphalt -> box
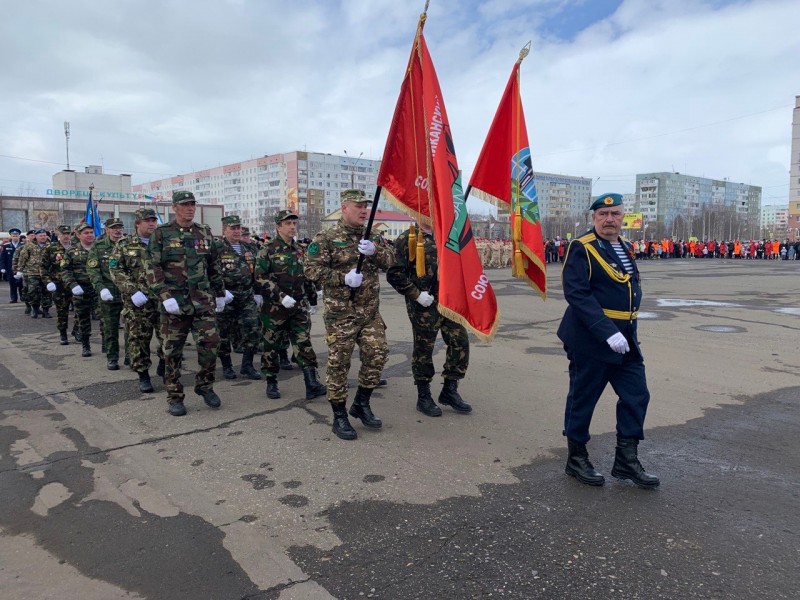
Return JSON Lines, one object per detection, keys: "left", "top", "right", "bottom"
{"left": 693, "top": 325, "right": 746, "bottom": 333}
{"left": 638, "top": 312, "right": 659, "bottom": 319}
{"left": 657, "top": 299, "right": 742, "bottom": 308}
{"left": 773, "top": 308, "right": 800, "bottom": 316}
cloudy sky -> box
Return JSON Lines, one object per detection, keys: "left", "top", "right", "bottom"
{"left": 2, "top": 0, "right": 798, "bottom": 209}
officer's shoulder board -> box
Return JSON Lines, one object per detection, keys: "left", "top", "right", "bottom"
{"left": 576, "top": 232, "right": 596, "bottom": 245}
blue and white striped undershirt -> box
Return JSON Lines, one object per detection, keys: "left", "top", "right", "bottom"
{"left": 610, "top": 242, "right": 633, "bottom": 273}
{"left": 231, "top": 243, "right": 242, "bottom": 255}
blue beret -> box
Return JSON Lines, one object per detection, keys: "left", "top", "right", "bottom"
{"left": 33, "top": 228, "right": 47, "bottom": 235}
{"left": 9, "top": 228, "right": 21, "bottom": 234}
{"left": 589, "top": 193, "right": 623, "bottom": 211}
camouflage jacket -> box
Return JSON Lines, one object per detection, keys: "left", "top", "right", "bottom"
{"left": 255, "top": 236, "right": 316, "bottom": 310}
{"left": 386, "top": 229, "right": 438, "bottom": 302}
{"left": 110, "top": 235, "right": 152, "bottom": 304}
{"left": 88, "top": 236, "right": 122, "bottom": 298}
{"left": 214, "top": 238, "right": 257, "bottom": 296}
{"left": 16, "top": 243, "right": 49, "bottom": 276}
{"left": 42, "top": 242, "right": 72, "bottom": 286}
{"left": 61, "top": 245, "right": 95, "bottom": 291}
{"left": 304, "top": 219, "right": 394, "bottom": 319}
{"left": 11, "top": 242, "right": 26, "bottom": 273}
{"left": 145, "top": 220, "right": 224, "bottom": 314}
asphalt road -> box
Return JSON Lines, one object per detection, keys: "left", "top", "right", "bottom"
{"left": 0, "top": 258, "right": 798, "bottom": 599}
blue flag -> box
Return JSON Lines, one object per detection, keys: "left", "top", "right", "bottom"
{"left": 84, "top": 189, "right": 102, "bottom": 237}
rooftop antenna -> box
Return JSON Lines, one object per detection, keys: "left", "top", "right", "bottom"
{"left": 64, "top": 121, "right": 70, "bottom": 170}
{"left": 343, "top": 150, "right": 364, "bottom": 187}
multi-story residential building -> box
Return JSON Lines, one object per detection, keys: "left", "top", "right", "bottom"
{"left": 787, "top": 96, "right": 800, "bottom": 240}
{"left": 634, "top": 172, "right": 761, "bottom": 240}
{"left": 133, "top": 151, "right": 385, "bottom": 237}
{"left": 760, "top": 204, "right": 789, "bottom": 239}
{"left": 532, "top": 172, "right": 593, "bottom": 218}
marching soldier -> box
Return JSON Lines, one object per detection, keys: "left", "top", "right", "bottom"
{"left": 12, "top": 231, "right": 32, "bottom": 314}
{"left": 1, "top": 228, "right": 24, "bottom": 303}
{"left": 214, "top": 214, "right": 262, "bottom": 381}
{"left": 61, "top": 223, "right": 97, "bottom": 357}
{"left": 15, "top": 228, "right": 54, "bottom": 319}
{"left": 88, "top": 218, "right": 126, "bottom": 370}
{"left": 387, "top": 223, "right": 472, "bottom": 417}
{"left": 304, "top": 189, "right": 394, "bottom": 440}
{"left": 558, "top": 193, "right": 659, "bottom": 489}
{"left": 110, "top": 208, "right": 164, "bottom": 393}
{"left": 43, "top": 225, "right": 77, "bottom": 344}
{"left": 255, "top": 209, "right": 326, "bottom": 401}
{"left": 145, "top": 190, "right": 229, "bottom": 417}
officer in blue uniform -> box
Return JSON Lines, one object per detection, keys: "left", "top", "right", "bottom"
{"left": 557, "top": 193, "right": 659, "bottom": 489}
{"left": 1, "top": 228, "right": 24, "bottom": 302}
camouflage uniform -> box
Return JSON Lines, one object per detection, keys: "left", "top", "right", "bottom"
{"left": 88, "top": 219, "right": 125, "bottom": 364}
{"left": 16, "top": 235, "right": 53, "bottom": 314}
{"left": 254, "top": 218, "right": 319, "bottom": 378}
{"left": 11, "top": 241, "right": 30, "bottom": 311}
{"left": 304, "top": 215, "right": 394, "bottom": 405}
{"left": 42, "top": 227, "right": 76, "bottom": 338}
{"left": 214, "top": 218, "right": 261, "bottom": 366}
{"left": 110, "top": 218, "right": 164, "bottom": 375}
{"left": 387, "top": 229, "right": 469, "bottom": 384}
{"left": 145, "top": 192, "right": 225, "bottom": 406}
{"left": 61, "top": 233, "right": 96, "bottom": 342}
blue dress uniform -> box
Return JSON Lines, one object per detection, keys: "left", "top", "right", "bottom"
{"left": 1, "top": 229, "right": 23, "bottom": 302}
{"left": 558, "top": 193, "right": 659, "bottom": 489}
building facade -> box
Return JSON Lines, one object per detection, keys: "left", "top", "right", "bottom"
{"left": 760, "top": 204, "right": 789, "bottom": 239}
{"left": 635, "top": 172, "right": 761, "bottom": 240}
{"left": 133, "top": 151, "right": 386, "bottom": 237}
{"left": 787, "top": 96, "right": 800, "bottom": 240}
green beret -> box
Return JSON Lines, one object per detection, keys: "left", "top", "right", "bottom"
{"left": 75, "top": 222, "right": 93, "bottom": 233}
{"left": 241, "top": 226, "right": 251, "bottom": 235}
{"left": 341, "top": 188, "right": 370, "bottom": 204}
{"left": 135, "top": 208, "right": 157, "bottom": 220}
{"left": 56, "top": 225, "right": 72, "bottom": 234}
{"left": 221, "top": 215, "right": 241, "bottom": 227}
{"left": 589, "top": 193, "right": 623, "bottom": 211}
{"left": 172, "top": 190, "right": 196, "bottom": 205}
{"left": 105, "top": 217, "right": 124, "bottom": 228}
{"left": 274, "top": 209, "right": 298, "bottom": 224}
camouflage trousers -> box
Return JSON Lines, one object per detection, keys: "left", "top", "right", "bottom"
{"left": 53, "top": 285, "right": 74, "bottom": 332}
{"left": 217, "top": 293, "right": 261, "bottom": 361}
{"left": 19, "top": 276, "right": 30, "bottom": 305}
{"left": 73, "top": 290, "right": 96, "bottom": 340}
{"left": 122, "top": 301, "right": 163, "bottom": 374}
{"left": 260, "top": 306, "right": 317, "bottom": 378}
{"left": 407, "top": 303, "right": 469, "bottom": 383}
{"left": 323, "top": 311, "right": 388, "bottom": 405}
{"left": 99, "top": 300, "right": 123, "bottom": 359}
{"left": 160, "top": 311, "right": 219, "bottom": 403}
{"left": 24, "top": 275, "right": 53, "bottom": 309}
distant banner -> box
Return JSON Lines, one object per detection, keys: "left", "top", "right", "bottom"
{"left": 623, "top": 213, "right": 643, "bottom": 229}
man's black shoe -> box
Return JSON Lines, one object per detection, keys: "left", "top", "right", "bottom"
{"left": 31, "top": 306, "right": 40, "bottom": 319}
{"left": 168, "top": 402, "right": 187, "bottom": 417}
{"left": 416, "top": 382, "right": 442, "bottom": 417}
{"left": 41, "top": 308, "right": 52, "bottom": 318}
{"left": 565, "top": 440, "right": 605, "bottom": 486}
{"left": 266, "top": 377, "right": 280, "bottom": 399}
{"left": 156, "top": 358, "right": 165, "bottom": 378}
{"left": 24, "top": 305, "right": 31, "bottom": 315}
{"left": 195, "top": 387, "right": 221, "bottom": 409}
{"left": 107, "top": 359, "right": 119, "bottom": 371}
{"left": 332, "top": 403, "right": 357, "bottom": 440}
{"left": 278, "top": 348, "right": 293, "bottom": 370}
{"left": 138, "top": 371, "right": 154, "bottom": 393}
{"left": 438, "top": 379, "right": 472, "bottom": 413}
{"left": 302, "top": 367, "right": 327, "bottom": 399}
{"left": 349, "top": 387, "right": 382, "bottom": 429}
{"left": 59, "top": 329, "right": 69, "bottom": 345}
{"left": 611, "top": 437, "right": 660, "bottom": 489}
{"left": 81, "top": 339, "right": 92, "bottom": 358}
{"left": 240, "top": 351, "right": 262, "bottom": 380}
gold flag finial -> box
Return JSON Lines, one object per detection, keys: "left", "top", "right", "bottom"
{"left": 518, "top": 41, "right": 532, "bottom": 64}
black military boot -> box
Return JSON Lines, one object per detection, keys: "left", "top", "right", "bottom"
{"left": 73, "top": 328, "right": 82, "bottom": 343}
{"left": 416, "top": 382, "right": 442, "bottom": 417}
{"left": 41, "top": 307, "right": 52, "bottom": 318}
{"left": 24, "top": 304, "right": 31, "bottom": 315}
{"left": 438, "top": 379, "right": 472, "bottom": 413}
{"left": 349, "top": 386, "right": 382, "bottom": 429}
{"left": 565, "top": 439, "right": 605, "bottom": 486}
{"left": 220, "top": 355, "right": 237, "bottom": 380}
{"left": 91, "top": 309, "right": 99, "bottom": 321}
{"left": 239, "top": 351, "right": 262, "bottom": 380}
{"left": 138, "top": 371, "right": 154, "bottom": 393}
{"left": 31, "top": 305, "right": 40, "bottom": 319}
{"left": 378, "top": 378, "right": 388, "bottom": 387}
{"left": 81, "top": 337, "right": 92, "bottom": 358}
{"left": 123, "top": 355, "right": 130, "bottom": 367}
{"left": 278, "top": 348, "right": 293, "bottom": 370}
{"left": 107, "top": 358, "right": 119, "bottom": 370}
{"left": 156, "top": 358, "right": 166, "bottom": 378}
{"left": 332, "top": 402, "right": 357, "bottom": 440}
{"left": 302, "top": 367, "right": 327, "bottom": 400}
{"left": 59, "top": 329, "right": 69, "bottom": 345}
{"left": 266, "top": 377, "right": 280, "bottom": 399}
{"left": 168, "top": 401, "right": 187, "bottom": 417}
{"left": 195, "top": 386, "right": 222, "bottom": 409}
{"left": 611, "top": 436, "right": 660, "bottom": 489}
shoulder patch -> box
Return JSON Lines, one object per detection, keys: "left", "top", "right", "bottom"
{"left": 308, "top": 242, "right": 319, "bottom": 256}
{"left": 87, "top": 258, "right": 99, "bottom": 268}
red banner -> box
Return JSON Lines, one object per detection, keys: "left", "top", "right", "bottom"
{"left": 377, "top": 16, "right": 499, "bottom": 341}
{"left": 468, "top": 57, "right": 547, "bottom": 299}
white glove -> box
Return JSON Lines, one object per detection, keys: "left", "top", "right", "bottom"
{"left": 100, "top": 288, "right": 114, "bottom": 302}
{"left": 223, "top": 289, "right": 234, "bottom": 304}
{"left": 344, "top": 268, "right": 362, "bottom": 288}
{"left": 254, "top": 294, "right": 263, "bottom": 309}
{"left": 416, "top": 291, "right": 435, "bottom": 307}
{"left": 215, "top": 297, "right": 226, "bottom": 313}
{"left": 358, "top": 239, "right": 376, "bottom": 256}
{"left": 46, "top": 282, "right": 57, "bottom": 292}
{"left": 15, "top": 271, "right": 23, "bottom": 280}
{"left": 606, "top": 332, "right": 630, "bottom": 354}
{"left": 71, "top": 285, "right": 84, "bottom": 296}
{"left": 281, "top": 295, "right": 296, "bottom": 309}
{"left": 309, "top": 305, "right": 317, "bottom": 315}
{"left": 131, "top": 291, "right": 148, "bottom": 307}
{"left": 0, "top": 269, "right": 5, "bottom": 274}
{"left": 162, "top": 298, "right": 181, "bottom": 315}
